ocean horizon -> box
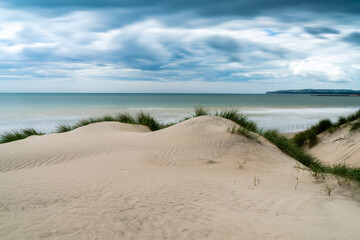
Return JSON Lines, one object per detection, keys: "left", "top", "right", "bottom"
{"left": 1, "top": 93, "right": 359, "bottom": 134}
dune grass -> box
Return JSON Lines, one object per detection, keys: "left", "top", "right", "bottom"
{"left": 0, "top": 128, "right": 45, "bottom": 144}
{"left": 55, "top": 111, "right": 162, "bottom": 133}
{"left": 328, "top": 165, "right": 360, "bottom": 183}
{"left": 191, "top": 107, "right": 258, "bottom": 133}
{"left": 350, "top": 120, "right": 360, "bottom": 131}
{"left": 263, "top": 130, "right": 322, "bottom": 169}
{"left": 230, "top": 125, "right": 260, "bottom": 142}
{"left": 263, "top": 129, "right": 360, "bottom": 183}
{"left": 74, "top": 115, "right": 118, "bottom": 128}
{"left": 56, "top": 124, "right": 74, "bottom": 133}
{"left": 292, "top": 109, "right": 360, "bottom": 148}
{"left": 337, "top": 109, "right": 360, "bottom": 126}
{"left": 193, "top": 106, "right": 209, "bottom": 117}
{"left": 116, "top": 112, "right": 136, "bottom": 124}
{"left": 136, "top": 111, "right": 161, "bottom": 131}
{"left": 292, "top": 118, "right": 333, "bottom": 147}
{"left": 215, "top": 108, "right": 258, "bottom": 133}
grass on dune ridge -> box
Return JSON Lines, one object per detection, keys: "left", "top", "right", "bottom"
{"left": 1, "top": 111, "right": 161, "bottom": 143}
{"left": 337, "top": 109, "right": 360, "bottom": 126}
{"left": 0, "top": 128, "right": 45, "bottom": 144}
{"left": 193, "top": 107, "right": 258, "bottom": 133}
{"left": 292, "top": 119, "right": 333, "bottom": 148}
{"left": 60, "top": 107, "right": 255, "bottom": 133}
{"left": 293, "top": 109, "right": 360, "bottom": 148}
{"left": 0, "top": 107, "right": 256, "bottom": 143}
{"left": 57, "top": 111, "right": 161, "bottom": 133}
{"left": 350, "top": 119, "right": 360, "bottom": 131}
{"left": 193, "top": 106, "right": 209, "bottom": 117}
{"left": 1, "top": 106, "right": 360, "bottom": 184}
{"left": 262, "top": 129, "right": 360, "bottom": 183}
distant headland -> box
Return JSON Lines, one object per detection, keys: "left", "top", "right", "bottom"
{"left": 266, "top": 89, "right": 360, "bottom": 96}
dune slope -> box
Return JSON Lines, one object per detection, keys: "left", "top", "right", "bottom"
{"left": 0, "top": 116, "right": 359, "bottom": 240}
{"left": 308, "top": 125, "right": 360, "bottom": 167}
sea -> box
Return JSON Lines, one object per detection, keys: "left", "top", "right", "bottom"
{"left": 0, "top": 93, "right": 359, "bottom": 134}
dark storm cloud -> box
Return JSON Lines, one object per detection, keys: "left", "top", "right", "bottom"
{"left": 304, "top": 27, "right": 340, "bottom": 37}
{"left": 343, "top": 32, "right": 360, "bottom": 45}
{"left": 3, "top": 0, "right": 360, "bottom": 16}
{"left": 207, "top": 36, "right": 241, "bottom": 53}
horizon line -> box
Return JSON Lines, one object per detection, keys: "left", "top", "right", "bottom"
{"left": 0, "top": 92, "right": 266, "bottom": 94}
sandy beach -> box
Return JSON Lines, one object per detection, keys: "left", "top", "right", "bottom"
{"left": 0, "top": 116, "right": 359, "bottom": 239}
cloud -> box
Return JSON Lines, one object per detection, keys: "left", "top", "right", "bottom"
{"left": 2, "top": 0, "right": 360, "bottom": 17}
{"left": 0, "top": 1, "right": 360, "bottom": 93}
{"left": 207, "top": 36, "right": 241, "bottom": 53}
{"left": 289, "top": 59, "right": 345, "bottom": 82}
{"left": 343, "top": 32, "right": 360, "bottom": 45}
{"left": 304, "top": 26, "right": 340, "bottom": 38}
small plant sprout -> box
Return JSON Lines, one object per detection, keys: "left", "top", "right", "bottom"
{"left": 295, "top": 177, "right": 299, "bottom": 189}
{"left": 228, "top": 125, "right": 237, "bottom": 134}
{"left": 325, "top": 186, "right": 332, "bottom": 196}
{"left": 253, "top": 176, "right": 261, "bottom": 186}
{"left": 310, "top": 171, "right": 325, "bottom": 181}
{"left": 238, "top": 159, "right": 247, "bottom": 169}
{"left": 336, "top": 176, "right": 343, "bottom": 186}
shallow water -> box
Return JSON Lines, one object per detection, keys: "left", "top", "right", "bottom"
{"left": 1, "top": 93, "right": 359, "bottom": 134}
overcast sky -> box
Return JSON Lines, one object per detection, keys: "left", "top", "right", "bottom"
{"left": 0, "top": 0, "right": 360, "bottom": 93}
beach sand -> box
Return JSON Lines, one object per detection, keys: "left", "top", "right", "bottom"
{"left": 0, "top": 116, "right": 359, "bottom": 239}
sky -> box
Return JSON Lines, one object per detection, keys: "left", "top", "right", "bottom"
{"left": 0, "top": 0, "right": 359, "bottom": 93}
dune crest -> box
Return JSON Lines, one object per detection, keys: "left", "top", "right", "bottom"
{"left": 0, "top": 116, "right": 359, "bottom": 240}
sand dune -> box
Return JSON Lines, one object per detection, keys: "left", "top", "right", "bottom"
{"left": 0, "top": 116, "right": 359, "bottom": 240}
{"left": 308, "top": 125, "right": 360, "bottom": 167}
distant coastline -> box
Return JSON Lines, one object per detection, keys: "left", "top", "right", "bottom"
{"left": 266, "top": 89, "right": 360, "bottom": 96}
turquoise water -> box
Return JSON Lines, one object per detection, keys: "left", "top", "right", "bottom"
{"left": 1, "top": 93, "right": 359, "bottom": 134}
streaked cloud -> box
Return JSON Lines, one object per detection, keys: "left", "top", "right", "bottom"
{"left": 0, "top": 0, "right": 359, "bottom": 92}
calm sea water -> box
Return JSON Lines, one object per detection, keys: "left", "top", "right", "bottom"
{"left": 0, "top": 93, "right": 359, "bottom": 134}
